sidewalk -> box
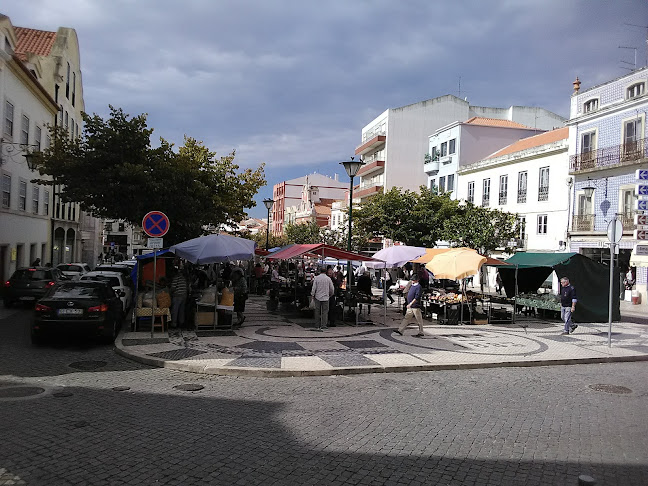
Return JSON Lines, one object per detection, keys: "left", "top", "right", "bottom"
{"left": 115, "top": 295, "right": 648, "bottom": 377}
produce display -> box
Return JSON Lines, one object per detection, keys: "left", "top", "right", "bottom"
{"left": 516, "top": 292, "right": 560, "bottom": 311}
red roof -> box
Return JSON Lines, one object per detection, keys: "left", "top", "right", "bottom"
{"left": 463, "top": 117, "right": 531, "bottom": 129}
{"left": 268, "top": 244, "right": 378, "bottom": 262}
{"left": 486, "top": 127, "right": 568, "bottom": 159}
{"left": 14, "top": 27, "right": 57, "bottom": 61}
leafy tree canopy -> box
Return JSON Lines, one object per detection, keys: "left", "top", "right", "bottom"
{"left": 33, "top": 107, "right": 265, "bottom": 245}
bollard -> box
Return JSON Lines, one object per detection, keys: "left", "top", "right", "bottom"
{"left": 578, "top": 474, "right": 596, "bottom": 485}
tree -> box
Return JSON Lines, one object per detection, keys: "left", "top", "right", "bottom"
{"left": 442, "top": 202, "right": 520, "bottom": 255}
{"left": 284, "top": 219, "right": 321, "bottom": 244}
{"left": 32, "top": 107, "right": 265, "bottom": 245}
{"left": 248, "top": 230, "right": 287, "bottom": 250}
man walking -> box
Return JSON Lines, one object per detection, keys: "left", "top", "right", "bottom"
{"left": 559, "top": 276, "right": 578, "bottom": 335}
{"left": 394, "top": 274, "right": 425, "bottom": 337}
{"left": 311, "top": 267, "right": 334, "bottom": 331}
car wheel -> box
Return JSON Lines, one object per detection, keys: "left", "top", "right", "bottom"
{"left": 101, "top": 319, "right": 118, "bottom": 344}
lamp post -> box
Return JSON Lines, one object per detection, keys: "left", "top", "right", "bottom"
{"left": 340, "top": 156, "right": 364, "bottom": 289}
{"left": 263, "top": 198, "right": 274, "bottom": 250}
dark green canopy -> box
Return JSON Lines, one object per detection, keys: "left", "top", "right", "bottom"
{"left": 496, "top": 252, "right": 620, "bottom": 323}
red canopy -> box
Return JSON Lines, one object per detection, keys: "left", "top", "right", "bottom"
{"left": 254, "top": 248, "right": 270, "bottom": 256}
{"left": 267, "top": 244, "right": 378, "bottom": 262}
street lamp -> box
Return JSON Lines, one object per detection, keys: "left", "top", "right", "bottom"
{"left": 340, "top": 156, "right": 364, "bottom": 289}
{"left": 263, "top": 198, "right": 274, "bottom": 250}
{"left": 0, "top": 139, "right": 41, "bottom": 170}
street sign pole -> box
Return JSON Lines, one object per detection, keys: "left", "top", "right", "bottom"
{"left": 141, "top": 212, "right": 170, "bottom": 338}
{"left": 607, "top": 214, "right": 621, "bottom": 348}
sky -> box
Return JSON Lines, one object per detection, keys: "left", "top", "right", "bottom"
{"left": 5, "top": 0, "right": 648, "bottom": 219}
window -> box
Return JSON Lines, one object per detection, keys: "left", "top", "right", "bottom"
{"left": 18, "top": 180, "right": 26, "bottom": 210}
{"left": 2, "top": 174, "right": 10, "bottom": 208}
{"left": 430, "top": 146, "right": 437, "bottom": 161}
{"left": 64, "top": 111, "right": 68, "bottom": 131}
{"left": 44, "top": 189, "right": 49, "bottom": 215}
{"left": 4, "top": 100, "right": 14, "bottom": 137}
{"left": 581, "top": 131, "right": 596, "bottom": 158}
{"left": 439, "top": 176, "right": 446, "bottom": 192}
{"left": 517, "top": 171, "right": 527, "bottom": 203}
{"left": 104, "top": 222, "right": 113, "bottom": 232}
{"left": 32, "top": 186, "right": 39, "bottom": 214}
{"left": 518, "top": 216, "right": 526, "bottom": 241}
{"left": 66, "top": 62, "right": 70, "bottom": 99}
{"left": 45, "top": 135, "right": 51, "bottom": 149}
{"left": 447, "top": 174, "right": 455, "bottom": 192}
{"left": 449, "top": 138, "right": 456, "bottom": 154}
{"left": 467, "top": 181, "right": 475, "bottom": 203}
{"left": 499, "top": 175, "right": 508, "bottom": 205}
{"left": 20, "top": 115, "right": 29, "bottom": 144}
{"left": 70, "top": 119, "right": 75, "bottom": 137}
{"left": 627, "top": 82, "right": 645, "bottom": 99}
{"left": 119, "top": 222, "right": 125, "bottom": 232}
{"left": 482, "top": 178, "right": 491, "bottom": 207}
{"left": 583, "top": 99, "right": 598, "bottom": 113}
{"left": 35, "top": 126, "right": 42, "bottom": 151}
{"left": 538, "top": 167, "right": 549, "bottom": 201}
{"left": 537, "top": 214, "right": 548, "bottom": 234}
{"left": 72, "top": 72, "right": 76, "bottom": 106}
{"left": 440, "top": 142, "right": 447, "bottom": 157}
{"left": 624, "top": 118, "right": 643, "bottom": 157}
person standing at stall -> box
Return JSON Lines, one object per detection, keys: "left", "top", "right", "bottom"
{"left": 170, "top": 268, "right": 189, "bottom": 329}
{"left": 311, "top": 267, "right": 334, "bottom": 331}
{"left": 232, "top": 268, "right": 248, "bottom": 327}
{"left": 394, "top": 274, "right": 425, "bottom": 337}
{"left": 559, "top": 276, "right": 577, "bottom": 335}
{"left": 327, "top": 266, "right": 338, "bottom": 327}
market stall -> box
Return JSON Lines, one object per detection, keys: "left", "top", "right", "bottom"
{"left": 496, "top": 252, "right": 620, "bottom": 323}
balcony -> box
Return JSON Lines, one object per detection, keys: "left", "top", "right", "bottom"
{"left": 355, "top": 183, "right": 383, "bottom": 199}
{"left": 481, "top": 194, "right": 490, "bottom": 207}
{"left": 538, "top": 187, "right": 549, "bottom": 202}
{"left": 513, "top": 236, "right": 528, "bottom": 250}
{"left": 355, "top": 135, "right": 386, "bottom": 156}
{"left": 569, "top": 137, "right": 648, "bottom": 174}
{"left": 356, "top": 160, "right": 384, "bottom": 178}
{"left": 517, "top": 190, "right": 527, "bottom": 204}
{"left": 572, "top": 214, "right": 595, "bottom": 232}
{"left": 621, "top": 211, "right": 636, "bottom": 231}
{"left": 499, "top": 192, "right": 507, "bottom": 205}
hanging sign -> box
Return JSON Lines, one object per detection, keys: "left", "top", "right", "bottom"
{"left": 636, "top": 214, "right": 648, "bottom": 226}
{"left": 635, "top": 229, "right": 648, "bottom": 241}
{"left": 142, "top": 211, "right": 170, "bottom": 238}
{"left": 638, "top": 200, "right": 648, "bottom": 211}
{"left": 636, "top": 169, "right": 648, "bottom": 180}
{"left": 637, "top": 184, "right": 648, "bottom": 196}
{"left": 147, "top": 238, "right": 163, "bottom": 249}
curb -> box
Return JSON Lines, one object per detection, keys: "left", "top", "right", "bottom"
{"left": 114, "top": 332, "right": 648, "bottom": 378}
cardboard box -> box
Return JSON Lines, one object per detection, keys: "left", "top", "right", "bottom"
{"left": 195, "top": 311, "right": 216, "bottom": 326}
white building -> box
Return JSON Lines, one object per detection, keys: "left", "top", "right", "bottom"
{"left": 457, "top": 128, "right": 571, "bottom": 254}
{"left": 354, "top": 95, "right": 565, "bottom": 204}
{"left": 0, "top": 16, "right": 59, "bottom": 280}
{"left": 426, "top": 117, "right": 544, "bottom": 197}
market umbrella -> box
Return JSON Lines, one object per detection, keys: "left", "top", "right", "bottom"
{"left": 169, "top": 234, "right": 256, "bottom": 264}
{"left": 425, "top": 248, "right": 487, "bottom": 280}
{"left": 364, "top": 245, "right": 426, "bottom": 268}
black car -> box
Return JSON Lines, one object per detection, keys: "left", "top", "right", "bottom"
{"left": 32, "top": 281, "right": 124, "bottom": 344}
{"left": 3, "top": 267, "right": 68, "bottom": 307}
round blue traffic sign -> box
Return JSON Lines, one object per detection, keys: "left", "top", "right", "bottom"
{"left": 142, "top": 211, "right": 170, "bottom": 237}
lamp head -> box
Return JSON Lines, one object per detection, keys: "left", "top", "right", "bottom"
{"left": 583, "top": 186, "right": 595, "bottom": 199}
{"left": 340, "top": 156, "right": 364, "bottom": 178}
{"left": 263, "top": 198, "right": 275, "bottom": 210}
{"left": 24, "top": 151, "right": 40, "bottom": 171}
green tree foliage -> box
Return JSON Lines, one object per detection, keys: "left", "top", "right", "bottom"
{"left": 248, "top": 230, "right": 288, "bottom": 250}
{"left": 353, "top": 187, "right": 518, "bottom": 254}
{"left": 284, "top": 219, "right": 321, "bottom": 244}
{"left": 32, "top": 107, "right": 265, "bottom": 245}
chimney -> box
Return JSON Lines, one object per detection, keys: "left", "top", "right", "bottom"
{"left": 334, "top": 173, "right": 339, "bottom": 181}
{"left": 572, "top": 76, "right": 581, "bottom": 95}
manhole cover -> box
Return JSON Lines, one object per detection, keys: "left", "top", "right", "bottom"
{"left": 589, "top": 384, "right": 632, "bottom": 394}
{"left": 173, "top": 384, "right": 204, "bottom": 392}
{"left": 53, "top": 390, "right": 73, "bottom": 398}
{"left": 69, "top": 360, "right": 107, "bottom": 371}
{"left": 0, "top": 386, "right": 45, "bottom": 398}
{"left": 112, "top": 386, "right": 131, "bottom": 392}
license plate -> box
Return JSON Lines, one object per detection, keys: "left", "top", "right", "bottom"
{"left": 58, "top": 308, "right": 83, "bottom": 316}
{"left": 19, "top": 296, "right": 36, "bottom": 301}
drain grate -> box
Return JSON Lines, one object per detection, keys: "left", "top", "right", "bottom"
{"left": 0, "top": 386, "right": 45, "bottom": 398}
{"left": 173, "top": 384, "right": 204, "bottom": 392}
{"left": 589, "top": 384, "right": 632, "bottom": 394}
{"left": 69, "top": 360, "right": 107, "bottom": 371}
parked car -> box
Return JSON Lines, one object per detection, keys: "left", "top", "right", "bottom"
{"left": 3, "top": 267, "right": 68, "bottom": 307}
{"left": 56, "top": 263, "right": 92, "bottom": 280}
{"left": 93, "top": 264, "right": 135, "bottom": 289}
{"left": 80, "top": 271, "right": 133, "bottom": 313}
{"left": 32, "top": 280, "right": 124, "bottom": 344}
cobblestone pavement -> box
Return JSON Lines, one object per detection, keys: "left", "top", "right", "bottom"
{"left": 116, "top": 295, "right": 648, "bottom": 376}
{"left": 2, "top": 305, "right": 648, "bottom": 485}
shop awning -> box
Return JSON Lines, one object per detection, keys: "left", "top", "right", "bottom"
{"left": 630, "top": 245, "right": 648, "bottom": 267}
{"left": 267, "top": 244, "right": 379, "bottom": 262}
{"left": 500, "top": 252, "right": 576, "bottom": 268}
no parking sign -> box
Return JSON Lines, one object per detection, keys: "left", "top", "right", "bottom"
{"left": 142, "top": 211, "right": 170, "bottom": 238}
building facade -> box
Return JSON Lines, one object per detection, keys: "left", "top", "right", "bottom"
{"left": 354, "top": 95, "right": 565, "bottom": 204}
{"left": 567, "top": 70, "right": 648, "bottom": 306}
{"left": 272, "top": 173, "right": 347, "bottom": 236}
{"left": 426, "top": 117, "right": 544, "bottom": 197}
{"left": 0, "top": 16, "right": 59, "bottom": 280}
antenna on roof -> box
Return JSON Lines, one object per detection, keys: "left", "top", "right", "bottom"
{"left": 619, "top": 46, "right": 637, "bottom": 71}
{"left": 623, "top": 22, "right": 648, "bottom": 67}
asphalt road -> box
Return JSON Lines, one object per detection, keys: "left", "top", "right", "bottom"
{"left": 1, "top": 306, "right": 647, "bottom": 486}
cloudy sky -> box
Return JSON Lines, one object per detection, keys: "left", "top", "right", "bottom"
{"left": 5, "top": 0, "right": 648, "bottom": 218}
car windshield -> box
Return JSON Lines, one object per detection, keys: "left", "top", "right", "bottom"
{"left": 13, "top": 269, "right": 51, "bottom": 281}
{"left": 82, "top": 276, "right": 121, "bottom": 287}
{"left": 59, "top": 265, "right": 83, "bottom": 272}
{"left": 51, "top": 284, "right": 103, "bottom": 298}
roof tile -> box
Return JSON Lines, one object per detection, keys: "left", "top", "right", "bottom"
{"left": 486, "top": 127, "right": 569, "bottom": 159}
{"left": 14, "top": 27, "right": 57, "bottom": 61}
{"left": 463, "top": 117, "right": 532, "bottom": 129}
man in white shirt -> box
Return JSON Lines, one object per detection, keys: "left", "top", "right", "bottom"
{"left": 311, "top": 267, "right": 335, "bottom": 331}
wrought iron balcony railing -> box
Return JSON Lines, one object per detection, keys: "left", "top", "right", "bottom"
{"left": 482, "top": 194, "right": 490, "bottom": 207}
{"left": 517, "top": 190, "right": 527, "bottom": 203}
{"left": 538, "top": 187, "right": 549, "bottom": 201}
{"left": 572, "top": 214, "right": 594, "bottom": 232}
{"left": 499, "top": 192, "right": 507, "bottom": 205}
{"left": 620, "top": 211, "right": 636, "bottom": 231}
{"left": 569, "top": 137, "right": 647, "bottom": 173}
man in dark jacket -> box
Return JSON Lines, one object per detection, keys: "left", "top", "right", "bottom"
{"left": 559, "top": 276, "right": 578, "bottom": 335}
{"left": 393, "top": 274, "right": 425, "bottom": 337}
